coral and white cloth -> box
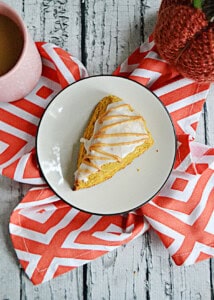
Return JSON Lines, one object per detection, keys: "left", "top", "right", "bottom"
{"left": 0, "top": 37, "right": 213, "bottom": 285}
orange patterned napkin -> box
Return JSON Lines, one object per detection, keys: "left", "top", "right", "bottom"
{"left": 0, "top": 38, "right": 213, "bottom": 285}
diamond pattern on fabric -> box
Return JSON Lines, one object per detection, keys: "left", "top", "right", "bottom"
{"left": 0, "top": 38, "right": 212, "bottom": 285}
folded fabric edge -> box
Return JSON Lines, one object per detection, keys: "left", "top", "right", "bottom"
{"left": 9, "top": 187, "right": 150, "bottom": 284}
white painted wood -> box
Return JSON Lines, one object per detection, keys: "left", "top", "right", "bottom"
{"left": 21, "top": 268, "right": 84, "bottom": 300}
{"left": 24, "top": 0, "right": 82, "bottom": 59}
{"left": 84, "top": 0, "right": 144, "bottom": 74}
{"left": 147, "top": 231, "right": 212, "bottom": 300}
{"left": 0, "top": 0, "right": 213, "bottom": 299}
{"left": 206, "top": 84, "right": 214, "bottom": 145}
{"left": 0, "top": 177, "right": 21, "bottom": 300}
{"left": 86, "top": 239, "right": 149, "bottom": 299}
{"left": 144, "top": 0, "right": 161, "bottom": 40}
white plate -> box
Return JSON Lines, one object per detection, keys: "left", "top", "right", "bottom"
{"left": 37, "top": 75, "right": 176, "bottom": 215}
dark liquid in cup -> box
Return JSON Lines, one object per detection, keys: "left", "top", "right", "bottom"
{"left": 0, "top": 15, "right": 24, "bottom": 76}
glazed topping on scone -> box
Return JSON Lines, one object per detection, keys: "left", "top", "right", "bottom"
{"left": 75, "top": 100, "right": 149, "bottom": 183}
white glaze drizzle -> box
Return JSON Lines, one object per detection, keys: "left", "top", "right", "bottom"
{"left": 75, "top": 100, "right": 149, "bottom": 182}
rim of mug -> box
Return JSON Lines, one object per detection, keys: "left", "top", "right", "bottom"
{"left": 0, "top": 1, "right": 28, "bottom": 80}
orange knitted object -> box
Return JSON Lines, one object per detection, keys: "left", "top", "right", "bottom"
{"left": 154, "top": 0, "right": 214, "bottom": 83}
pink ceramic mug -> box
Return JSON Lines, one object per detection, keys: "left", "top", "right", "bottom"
{"left": 0, "top": 1, "right": 42, "bottom": 102}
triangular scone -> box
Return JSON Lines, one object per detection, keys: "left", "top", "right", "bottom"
{"left": 73, "top": 95, "right": 154, "bottom": 190}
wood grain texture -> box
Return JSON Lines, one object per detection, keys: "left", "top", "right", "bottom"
{"left": 84, "top": 0, "right": 144, "bottom": 74}
{"left": 0, "top": 0, "right": 214, "bottom": 299}
{"left": 0, "top": 177, "right": 21, "bottom": 300}
{"left": 206, "top": 85, "right": 214, "bottom": 145}
{"left": 24, "top": 0, "right": 82, "bottom": 59}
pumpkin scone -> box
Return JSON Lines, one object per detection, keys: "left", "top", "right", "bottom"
{"left": 73, "top": 95, "right": 154, "bottom": 190}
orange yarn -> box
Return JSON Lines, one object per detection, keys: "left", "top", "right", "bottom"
{"left": 154, "top": 0, "right": 214, "bottom": 83}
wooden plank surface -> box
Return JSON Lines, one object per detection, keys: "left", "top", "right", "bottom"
{"left": 0, "top": 0, "right": 214, "bottom": 299}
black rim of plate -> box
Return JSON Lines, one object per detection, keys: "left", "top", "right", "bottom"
{"left": 36, "top": 75, "right": 177, "bottom": 216}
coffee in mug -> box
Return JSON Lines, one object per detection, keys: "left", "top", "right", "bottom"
{"left": 0, "top": 15, "right": 24, "bottom": 76}
{"left": 0, "top": 1, "right": 42, "bottom": 103}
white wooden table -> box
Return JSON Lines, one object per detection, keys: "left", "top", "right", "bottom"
{"left": 0, "top": 1, "right": 214, "bottom": 299}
